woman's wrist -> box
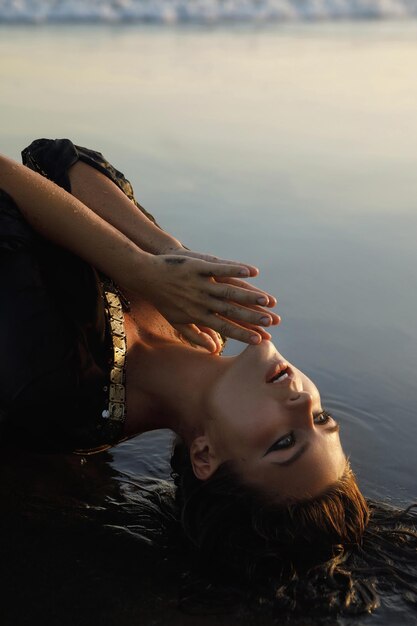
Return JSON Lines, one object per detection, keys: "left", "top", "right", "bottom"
{"left": 117, "top": 247, "right": 154, "bottom": 293}
{"left": 151, "top": 237, "right": 184, "bottom": 255}
{"left": 130, "top": 221, "right": 183, "bottom": 256}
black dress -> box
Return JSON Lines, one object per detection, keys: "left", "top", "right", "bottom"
{"left": 0, "top": 138, "right": 157, "bottom": 454}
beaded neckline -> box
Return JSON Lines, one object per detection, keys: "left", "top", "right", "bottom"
{"left": 73, "top": 279, "right": 128, "bottom": 455}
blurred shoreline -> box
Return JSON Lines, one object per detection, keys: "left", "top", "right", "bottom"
{"left": 1, "top": 0, "right": 417, "bottom": 25}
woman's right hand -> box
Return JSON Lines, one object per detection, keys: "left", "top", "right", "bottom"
{"left": 130, "top": 253, "right": 280, "bottom": 349}
{"left": 0, "top": 155, "right": 277, "bottom": 353}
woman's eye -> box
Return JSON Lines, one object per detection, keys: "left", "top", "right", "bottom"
{"left": 270, "top": 432, "right": 295, "bottom": 451}
{"left": 314, "top": 410, "right": 332, "bottom": 425}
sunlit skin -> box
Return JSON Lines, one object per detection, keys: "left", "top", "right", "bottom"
{"left": 123, "top": 314, "right": 346, "bottom": 502}
{"left": 191, "top": 340, "right": 346, "bottom": 501}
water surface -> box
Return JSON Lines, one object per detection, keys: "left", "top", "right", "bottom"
{"left": 0, "top": 21, "right": 416, "bottom": 624}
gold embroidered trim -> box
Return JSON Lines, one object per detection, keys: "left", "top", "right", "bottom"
{"left": 102, "top": 288, "right": 127, "bottom": 425}
{"left": 72, "top": 282, "right": 127, "bottom": 456}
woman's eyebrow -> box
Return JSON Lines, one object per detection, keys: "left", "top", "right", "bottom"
{"left": 270, "top": 442, "right": 310, "bottom": 467}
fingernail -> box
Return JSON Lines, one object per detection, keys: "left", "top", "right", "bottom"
{"left": 260, "top": 316, "right": 271, "bottom": 326}
{"left": 250, "top": 335, "right": 261, "bottom": 344}
{"left": 239, "top": 268, "right": 250, "bottom": 276}
{"left": 257, "top": 297, "right": 268, "bottom": 305}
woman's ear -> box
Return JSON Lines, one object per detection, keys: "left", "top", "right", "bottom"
{"left": 190, "top": 436, "right": 221, "bottom": 480}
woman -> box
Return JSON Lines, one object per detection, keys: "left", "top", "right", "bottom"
{"left": 0, "top": 139, "right": 415, "bottom": 616}
{"left": 0, "top": 138, "right": 281, "bottom": 451}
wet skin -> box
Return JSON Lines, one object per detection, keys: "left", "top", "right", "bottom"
{"left": 201, "top": 340, "right": 346, "bottom": 501}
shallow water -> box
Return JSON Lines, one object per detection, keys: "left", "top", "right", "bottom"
{"left": 0, "top": 21, "right": 416, "bottom": 624}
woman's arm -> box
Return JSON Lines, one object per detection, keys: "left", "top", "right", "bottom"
{"left": 68, "top": 161, "right": 275, "bottom": 289}
{"left": 0, "top": 154, "right": 153, "bottom": 289}
{"left": 68, "top": 160, "right": 184, "bottom": 256}
{"left": 0, "top": 155, "right": 277, "bottom": 346}
{"left": 68, "top": 160, "right": 279, "bottom": 349}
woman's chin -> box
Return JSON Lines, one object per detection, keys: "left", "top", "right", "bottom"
{"left": 240, "top": 338, "right": 282, "bottom": 361}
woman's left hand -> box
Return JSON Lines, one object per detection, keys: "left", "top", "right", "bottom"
{"left": 148, "top": 246, "right": 279, "bottom": 352}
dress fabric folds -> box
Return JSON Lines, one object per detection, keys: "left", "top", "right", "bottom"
{"left": 0, "top": 138, "right": 157, "bottom": 453}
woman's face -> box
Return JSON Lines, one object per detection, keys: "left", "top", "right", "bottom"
{"left": 203, "top": 340, "right": 346, "bottom": 501}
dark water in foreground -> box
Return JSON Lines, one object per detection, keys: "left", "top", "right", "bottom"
{"left": 0, "top": 21, "right": 416, "bottom": 625}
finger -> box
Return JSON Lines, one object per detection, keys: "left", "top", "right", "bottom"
{"left": 234, "top": 303, "right": 280, "bottom": 326}
{"left": 199, "top": 262, "right": 259, "bottom": 279}
{"left": 232, "top": 320, "right": 272, "bottom": 341}
{"left": 205, "top": 299, "right": 280, "bottom": 328}
{"left": 173, "top": 248, "right": 259, "bottom": 276}
{"left": 196, "top": 326, "right": 223, "bottom": 353}
{"left": 208, "top": 282, "right": 280, "bottom": 316}
{"left": 174, "top": 324, "right": 217, "bottom": 352}
{"left": 209, "top": 259, "right": 259, "bottom": 277}
{"left": 199, "top": 314, "right": 265, "bottom": 345}
{"left": 195, "top": 254, "right": 259, "bottom": 276}
{"left": 214, "top": 277, "right": 277, "bottom": 307}
{"left": 216, "top": 279, "right": 277, "bottom": 308}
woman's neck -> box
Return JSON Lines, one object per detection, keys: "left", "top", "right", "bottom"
{"left": 123, "top": 306, "right": 230, "bottom": 440}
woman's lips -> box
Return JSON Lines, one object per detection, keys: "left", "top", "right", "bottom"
{"left": 266, "top": 361, "right": 294, "bottom": 384}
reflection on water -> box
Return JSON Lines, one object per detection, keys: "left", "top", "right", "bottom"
{"left": 0, "top": 20, "right": 416, "bottom": 625}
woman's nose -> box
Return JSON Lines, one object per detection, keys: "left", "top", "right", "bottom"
{"left": 286, "top": 391, "right": 314, "bottom": 425}
{"left": 287, "top": 390, "right": 313, "bottom": 406}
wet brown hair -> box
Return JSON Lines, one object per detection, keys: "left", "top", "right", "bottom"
{"left": 170, "top": 439, "right": 417, "bottom": 616}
